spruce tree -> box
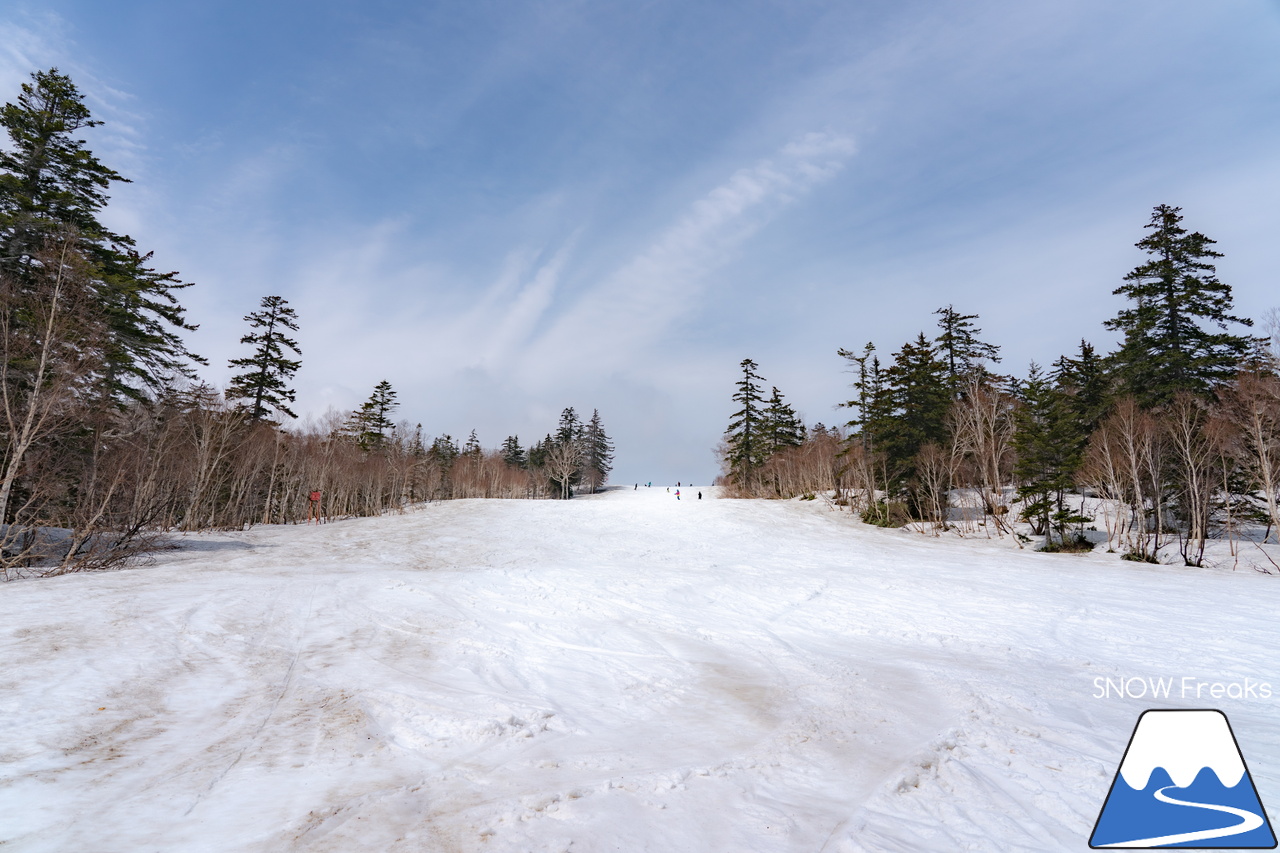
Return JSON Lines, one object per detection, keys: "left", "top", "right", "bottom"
{"left": 1052, "top": 339, "right": 1110, "bottom": 435}
{"left": 0, "top": 69, "right": 203, "bottom": 400}
{"left": 548, "top": 412, "right": 583, "bottom": 499}
{"left": 1105, "top": 204, "right": 1253, "bottom": 408}
{"left": 555, "top": 407, "right": 581, "bottom": 446}
{"left": 582, "top": 409, "right": 615, "bottom": 493}
{"left": 428, "top": 434, "right": 459, "bottom": 466}
{"left": 1012, "top": 364, "right": 1088, "bottom": 547}
{"left": 226, "top": 295, "right": 301, "bottom": 422}
{"left": 501, "top": 435, "right": 526, "bottom": 468}
{"left": 934, "top": 305, "right": 1001, "bottom": 395}
{"left": 527, "top": 435, "right": 551, "bottom": 471}
{"left": 762, "top": 387, "right": 804, "bottom": 456}
{"left": 352, "top": 380, "right": 397, "bottom": 449}
{"left": 724, "top": 358, "right": 767, "bottom": 483}
{"left": 463, "top": 429, "right": 482, "bottom": 457}
{"left": 877, "top": 333, "right": 951, "bottom": 483}
{"left": 838, "top": 342, "right": 885, "bottom": 451}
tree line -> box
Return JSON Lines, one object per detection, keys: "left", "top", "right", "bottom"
{"left": 0, "top": 69, "right": 613, "bottom": 579}
{"left": 721, "top": 204, "right": 1280, "bottom": 567}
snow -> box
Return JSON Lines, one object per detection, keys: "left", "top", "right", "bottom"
{"left": 1, "top": 486, "right": 1278, "bottom": 852}
{"left": 1118, "top": 710, "right": 1245, "bottom": 790}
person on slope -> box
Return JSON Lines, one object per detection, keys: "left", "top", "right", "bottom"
{"left": 675, "top": 489, "right": 681, "bottom": 500}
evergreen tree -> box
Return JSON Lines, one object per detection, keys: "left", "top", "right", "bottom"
{"left": 762, "top": 386, "right": 804, "bottom": 455}
{"left": 501, "top": 435, "right": 526, "bottom": 468}
{"left": 428, "top": 434, "right": 459, "bottom": 467}
{"left": 527, "top": 435, "right": 552, "bottom": 472}
{"left": 352, "top": 380, "right": 397, "bottom": 449}
{"left": 934, "top": 305, "right": 1001, "bottom": 395}
{"left": 582, "top": 409, "right": 615, "bottom": 493}
{"left": 724, "top": 358, "right": 768, "bottom": 483}
{"left": 226, "top": 295, "right": 301, "bottom": 422}
{"left": 838, "top": 342, "right": 891, "bottom": 453}
{"left": 555, "top": 407, "right": 581, "bottom": 446}
{"left": 1105, "top": 204, "right": 1253, "bottom": 408}
{"left": 1012, "top": 364, "right": 1088, "bottom": 547}
{"left": 463, "top": 428, "right": 482, "bottom": 457}
{"left": 1052, "top": 339, "right": 1110, "bottom": 435}
{"left": 0, "top": 69, "right": 120, "bottom": 266}
{"left": 550, "top": 408, "right": 583, "bottom": 497}
{"left": 0, "top": 69, "right": 203, "bottom": 400}
{"left": 877, "top": 333, "right": 952, "bottom": 483}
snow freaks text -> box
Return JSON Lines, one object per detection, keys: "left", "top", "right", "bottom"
{"left": 1093, "top": 677, "right": 1274, "bottom": 701}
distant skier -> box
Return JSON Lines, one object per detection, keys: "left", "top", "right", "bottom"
{"left": 676, "top": 489, "right": 681, "bottom": 500}
{"left": 698, "top": 491, "right": 702, "bottom": 500}
{"left": 308, "top": 489, "right": 322, "bottom": 524}
{"left": 634, "top": 483, "right": 638, "bottom": 490}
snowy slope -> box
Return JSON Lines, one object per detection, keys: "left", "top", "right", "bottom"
{"left": 1, "top": 487, "right": 1277, "bottom": 852}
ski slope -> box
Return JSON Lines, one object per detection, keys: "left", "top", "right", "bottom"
{"left": 1, "top": 487, "right": 1277, "bottom": 852}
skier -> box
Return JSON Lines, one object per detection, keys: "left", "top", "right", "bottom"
{"left": 698, "top": 491, "right": 702, "bottom": 500}
{"left": 676, "top": 489, "right": 681, "bottom": 500}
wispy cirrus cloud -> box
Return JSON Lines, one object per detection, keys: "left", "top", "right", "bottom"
{"left": 517, "top": 131, "right": 856, "bottom": 384}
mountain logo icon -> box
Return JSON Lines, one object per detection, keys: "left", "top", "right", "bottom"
{"left": 1090, "top": 709, "right": 1276, "bottom": 848}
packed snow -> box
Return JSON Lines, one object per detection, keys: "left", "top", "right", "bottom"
{"left": 2, "top": 486, "right": 1277, "bottom": 852}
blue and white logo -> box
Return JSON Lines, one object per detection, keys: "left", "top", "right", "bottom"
{"left": 1091, "top": 709, "right": 1276, "bottom": 848}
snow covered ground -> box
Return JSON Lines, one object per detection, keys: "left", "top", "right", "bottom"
{"left": 2, "top": 486, "right": 1278, "bottom": 852}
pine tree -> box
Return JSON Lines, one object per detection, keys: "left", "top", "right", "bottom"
{"left": 934, "top": 305, "right": 1001, "bottom": 395}
{"left": 428, "top": 434, "right": 459, "bottom": 467}
{"left": 555, "top": 407, "right": 581, "bottom": 446}
{"left": 226, "top": 295, "right": 301, "bottom": 422}
{"left": 1012, "top": 364, "right": 1089, "bottom": 547}
{"left": 724, "top": 358, "right": 768, "bottom": 483}
{"left": 527, "top": 435, "right": 551, "bottom": 472}
{"left": 463, "top": 429, "right": 482, "bottom": 457}
{"left": 838, "top": 342, "right": 894, "bottom": 454}
{"left": 549, "top": 408, "right": 583, "bottom": 497}
{"left": 1105, "top": 204, "right": 1253, "bottom": 408}
{"left": 501, "top": 435, "right": 526, "bottom": 468}
{"left": 352, "top": 380, "right": 397, "bottom": 449}
{"left": 762, "top": 387, "right": 804, "bottom": 455}
{"left": 1052, "top": 339, "right": 1109, "bottom": 435}
{"left": 0, "top": 69, "right": 203, "bottom": 400}
{"left": 877, "top": 333, "right": 952, "bottom": 482}
{"left": 0, "top": 69, "right": 121, "bottom": 265}
{"left": 582, "top": 409, "right": 615, "bottom": 493}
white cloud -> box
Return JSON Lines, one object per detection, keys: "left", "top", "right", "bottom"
{"left": 516, "top": 131, "right": 856, "bottom": 384}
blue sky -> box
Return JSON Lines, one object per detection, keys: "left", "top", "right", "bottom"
{"left": 3, "top": 1, "right": 1279, "bottom": 483}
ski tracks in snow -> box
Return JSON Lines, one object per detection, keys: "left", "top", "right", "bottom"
{"left": 2, "top": 488, "right": 1278, "bottom": 851}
